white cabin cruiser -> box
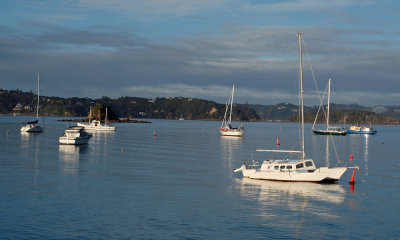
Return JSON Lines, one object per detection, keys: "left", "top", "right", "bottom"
{"left": 59, "top": 126, "right": 92, "bottom": 145}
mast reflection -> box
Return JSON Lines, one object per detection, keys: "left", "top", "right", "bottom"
{"left": 363, "top": 134, "right": 369, "bottom": 176}
{"left": 220, "top": 136, "right": 242, "bottom": 178}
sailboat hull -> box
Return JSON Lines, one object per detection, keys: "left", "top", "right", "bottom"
{"left": 77, "top": 122, "right": 115, "bottom": 131}
{"left": 21, "top": 123, "right": 44, "bottom": 132}
{"left": 241, "top": 167, "right": 347, "bottom": 183}
{"left": 219, "top": 127, "right": 244, "bottom": 136}
{"left": 312, "top": 129, "right": 346, "bottom": 135}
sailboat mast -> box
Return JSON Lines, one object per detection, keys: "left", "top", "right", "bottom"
{"left": 327, "top": 78, "right": 331, "bottom": 129}
{"left": 228, "top": 85, "right": 234, "bottom": 124}
{"left": 89, "top": 106, "right": 92, "bottom": 123}
{"left": 105, "top": 107, "right": 108, "bottom": 123}
{"left": 298, "top": 33, "right": 305, "bottom": 159}
{"left": 37, "top": 73, "right": 40, "bottom": 120}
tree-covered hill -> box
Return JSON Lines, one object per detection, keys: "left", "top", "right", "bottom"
{"left": 290, "top": 109, "right": 399, "bottom": 124}
{"left": 0, "top": 89, "right": 260, "bottom": 121}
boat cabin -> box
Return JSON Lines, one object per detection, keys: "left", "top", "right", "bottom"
{"left": 63, "top": 126, "right": 86, "bottom": 138}
{"left": 260, "top": 159, "right": 316, "bottom": 172}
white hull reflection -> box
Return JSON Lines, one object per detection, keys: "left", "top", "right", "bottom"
{"left": 59, "top": 145, "right": 86, "bottom": 175}
{"left": 238, "top": 178, "right": 345, "bottom": 204}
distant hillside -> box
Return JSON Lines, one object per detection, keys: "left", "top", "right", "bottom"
{"left": 0, "top": 89, "right": 260, "bottom": 121}
{"left": 289, "top": 109, "right": 399, "bottom": 124}
{"left": 1, "top": 88, "right": 398, "bottom": 123}
{"left": 248, "top": 101, "right": 400, "bottom": 123}
{"left": 248, "top": 102, "right": 312, "bottom": 121}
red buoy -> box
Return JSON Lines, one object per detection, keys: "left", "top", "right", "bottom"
{"left": 350, "top": 154, "right": 353, "bottom": 160}
{"left": 277, "top": 137, "right": 280, "bottom": 146}
{"left": 349, "top": 168, "right": 356, "bottom": 184}
{"left": 154, "top": 130, "right": 157, "bottom": 137}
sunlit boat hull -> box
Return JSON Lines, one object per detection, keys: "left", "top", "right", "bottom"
{"left": 59, "top": 136, "right": 92, "bottom": 145}
{"left": 77, "top": 121, "right": 116, "bottom": 131}
{"left": 219, "top": 127, "right": 244, "bottom": 137}
{"left": 239, "top": 167, "right": 347, "bottom": 183}
{"left": 312, "top": 129, "right": 346, "bottom": 135}
{"left": 21, "top": 123, "right": 44, "bottom": 132}
{"left": 59, "top": 126, "right": 92, "bottom": 145}
{"left": 347, "top": 125, "right": 376, "bottom": 134}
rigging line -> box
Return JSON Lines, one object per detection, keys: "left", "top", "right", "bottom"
{"left": 302, "top": 37, "right": 324, "bottom": 108}
{"left": 312, "top": 84, "right": 329, "bottom": 129}
{"left": 329, "top": 134, "right": 342, "bottom": 166}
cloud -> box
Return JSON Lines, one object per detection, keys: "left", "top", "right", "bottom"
{"left": 76, "top": 0, "right": 229, "bottom": 21}
{"left": 118, "top": 83, "right": 400, "bottom": 107}
{"left": 242, "top": 0, "right": 368, "bottom": 13}
{"left": 1, "top": 1, "right": 399, "bottom": 107}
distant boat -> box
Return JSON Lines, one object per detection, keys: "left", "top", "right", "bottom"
{"left": 347, "top": 123, "right": 377, "bottom": 134}
{"left": 59, "top": 126, "right": 92, "bottom": 145}
{"left": 312, "top": 78, "right": 346, "bottom": 135}
{"left": 234, "top": 33, "right": 356, "bottom": 183}
{"left": 219, "top": 85, "right": 244, "bottom": 137}
{"left": 21, "top": 73, "right": 44, "bottom": 132}
{"left": 77, "top": 107, "right": 116, "bottom": 131}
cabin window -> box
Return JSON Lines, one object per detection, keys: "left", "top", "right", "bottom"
{"left": 286, "top": 165, "right": 292, "bottom": 169}
{"left": 296, "top": 163, "right": 304, "bottom": 169}
{"left": 305, "top": 161, "right": 313, "bottom": 167}
{"left": 280, "top": 165, "right": 285, "bottom": 169}
{"left": 274, "top": 166, "right": 279, "bottom": 170}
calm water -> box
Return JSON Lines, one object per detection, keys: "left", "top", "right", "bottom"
{"left": 0, "top": 116, "right": 399, "bottom": 239}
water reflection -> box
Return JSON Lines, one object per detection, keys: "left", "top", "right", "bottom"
{"left": 88, "top": 131, "right": 115, "bottom": 158}
{"left": 325, "top": 136, "right": 330, "bottom": 167}
{"left": 220, "top": 136, "right": 243, "bottom": 177}
{"left": 20, "top": 132, "right": 41, "bottom": 189}
{"left": 20, "top": 132, "right": 40, "bottom": 149}
{"left": 86, "top": 131, "right": 115, "bottom": 145}
{"left": 59, "top": 145, "right": 86, "bottom": 175}
{"left": 237, "top": 178, "right": 345, "bottom": 219}
{"left": 363, "top": 134, "right": 369, "bottom": 176}
{"left": 349, "top": 134, "right": 370, "bottom": 177}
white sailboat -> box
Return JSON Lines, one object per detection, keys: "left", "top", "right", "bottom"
{"left": 312, "top": 78, "right": 346, "bottom": 135}
{"left": 219, "top": 85, "right": 244, "bottom": 137}
{"left": 234, "top": 33, "right": 356, "bottom": 183}
{"left": 77, "top": 106, "right": 116, "bottom": 131}
{"left": 21, "top": 73, "right": 44, "bottom": 132}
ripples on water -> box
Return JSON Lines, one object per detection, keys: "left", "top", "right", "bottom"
{"left": 0, "top": 116, "right": 399, "bottom": 239}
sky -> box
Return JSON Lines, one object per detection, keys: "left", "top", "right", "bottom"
{"left": 0, "top": 0, "right": 399, "bottom": 106}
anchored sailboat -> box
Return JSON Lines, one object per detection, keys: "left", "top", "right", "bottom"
{"left": 219, "top": 85, "right": 244, "bottom": 136}
{"left": 234, "top": 33, "right": 356, "bottom": 183}
{"left": 312, "top": 78, "right": 346, "bottom": 135}
{"left": 78, "top": 106, "right": 116, "bottom": 131}
{"left": 21, "top": 73, "right": 44, "bottom": 132}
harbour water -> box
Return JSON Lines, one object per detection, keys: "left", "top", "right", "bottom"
{"left": 0, "top": 116, "right": 399, "bottom": 239}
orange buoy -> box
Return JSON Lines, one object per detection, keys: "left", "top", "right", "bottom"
{"left": 122, "top": 147, "right": 124, "bottom": 152}
{"left": 277, "top": 137, "right": 280, "bottom": 146}
{"left": 349, "top": 168, "right": 356, "bottom": 184}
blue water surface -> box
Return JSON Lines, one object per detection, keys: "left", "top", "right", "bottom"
{"left": 0, "top": 116, "right": 399, "bottom": 239}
